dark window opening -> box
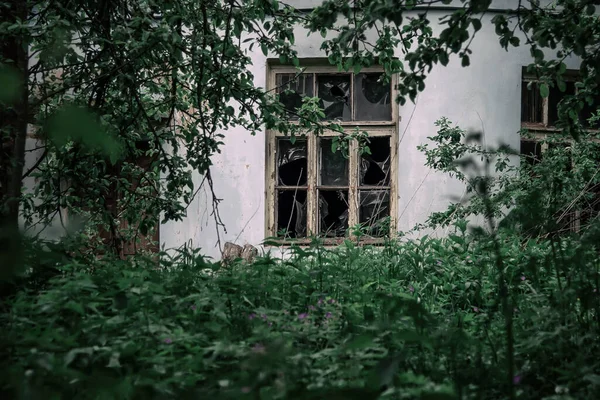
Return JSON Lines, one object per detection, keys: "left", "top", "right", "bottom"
{"left": 520, "top": 140, "right": 543, "bottom": 167}
{"left": 360, "top": 137, "right": 391, "bottom": 186}
{"left": 276, "top": 73, "right": 314, "bottom": 119}
{"left": 316, "top": 74, "right": 352, "bottom": 121}
{"left": 359, "top": 190, "right": 390, "bottom": 237}
{"left": 521, "top": 82, "right": 543, "bottom": 124}
{"left": 320, "top": 138, "right": 349, "bottom": 186}
{"left": 548, "top": 82, "right": 576, "bottom": 126}
{"left": 277, "top": 190, "right": 307, "bottom": 238}
{"left": 319, "top": 190, "right": 349, "bottom": 237}
{"left": 354, "top": 73, "right": 392, "bottom": 121}
{"left": 278, "top": 139, "right": 307, "bottom": 186}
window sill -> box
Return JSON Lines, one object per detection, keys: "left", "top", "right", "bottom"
{"left": 263, "top": 237, "right": 392, "bottom": 247}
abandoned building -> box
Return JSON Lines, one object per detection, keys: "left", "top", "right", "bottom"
{"left": 19, "top": 0, "right": 591, "bottom": 259}
{"left": 156, "top": 0, "right": 585, "bottom": 259}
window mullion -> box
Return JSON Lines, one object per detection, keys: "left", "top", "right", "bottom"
{"left": 348, "top": 138, "right": 359, "bottom": 234}
{"left": 307, "top": 133, "right": 318, "bottom": 236}
{"left": 543, "top": 96, "right": 549, "bottom": 126}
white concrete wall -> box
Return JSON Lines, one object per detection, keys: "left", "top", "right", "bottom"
{"left": 159, "top": 4, "right": 580, "bottom": 259}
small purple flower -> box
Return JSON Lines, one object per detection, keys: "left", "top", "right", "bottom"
{"left": 268, "top": 321, "right": 273, "bottom": 327}
{"left": 317, "top": 298, "right": 324, "bottom": 306}
{"left": 513, "top": 375, "right": 522, "bottom": 385}
{"left": 190, "top": 305, "right": 197, "bottom": 311}
{"left": 298, "top": 312, "right": 309, "bottom": 320}
{"left": 520, "top": 276, "right": 526, "bottom": 281}
{"left": 261, "top": 314, "right": 268, "bottom": 320}
{"left": 241, "top": 386, "right": 251, "bottom": 393}
{"left": 325, "top": 312, "right": 332, "bottom": 319}
{"left": 327, "top": 299, "right": 335, "bottom": 305}
{"left": 436, "top": 259, "right": 443, "bottom": 265}
{"left": 408, "top": 286, "right": 415, "bottom": 293}
{"left": 309, "top": 305, "right": 316, "bottom": 311}
{"left": 472, "top": 306, "right": 479, "bottom": 313}
{"left": 248, "top": 313, "right": 256, "bottom": 320}
{"left": 164, "top": 338, "right": 172, "bottom": 344}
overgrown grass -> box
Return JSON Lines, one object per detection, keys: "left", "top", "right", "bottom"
{"left": 1, "top": 224, "right": 600, "bottom": 399}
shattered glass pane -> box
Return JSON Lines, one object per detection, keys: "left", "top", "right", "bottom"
{"left": 316, "top": 74, "right": 351, "bottom": 121}
{"left": 360, "top": 137, "right": 391, "bottom": 186}
{"left": 319, "top": 190, "right": 349, "bottom": 237}
{"left": 359, "top": 190, "right": 390, "bottom": 237}
{"left": 548, "top": 81, "right": 575, "bottom": 126}
{"left": 521, "top": 82, "right": 543, "bottom": 124}
{"left": 276, "top": 73, "right": 314, "bottom": 119}
{"left": 277, "top": 190, "right": 307, "bottom": 238}
{"left": 320, "top": 139, "right": 349, "bottom": 186}
{"left": 354, "top": 73, "right": 391, "bottom": 121}
{"left": 277, "top": 139, "right": 307, "bottom": 186}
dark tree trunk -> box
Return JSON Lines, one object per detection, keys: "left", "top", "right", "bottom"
{"left": 1, "top": 0, "right": 29, "bottom": 231}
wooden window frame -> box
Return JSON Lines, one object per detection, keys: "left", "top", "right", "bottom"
{"left": 265, "top": 63, "right": 399, "bottom": 245}
{"left": 520, "top": 68, "right": 600, "bottom": 233}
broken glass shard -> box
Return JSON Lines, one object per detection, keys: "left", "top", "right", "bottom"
{"left": 277, "top": 190, "right": 307, "bottom": 238}
{"left": 320, "top": 138, "right": 349, "bottom": 186}
{"left": 316, "top": 74, "right": 351, "bottom": 121}
{"left": 277, "top": 139, "right": 307, "bottom": 186}
{"left": 319, "top": 190, "right": 349, "bottom": 237}
{"left": 354, "top": 73, "right": 391, "bottom": 121}
{"left": 276, "top": 73, "right": 314, "bottom": 119}
{"left": 360, "top": 137, "right": 391, "bottom": 186}
{"left": 359, "top": 190, "right": 390, "bottom": 237}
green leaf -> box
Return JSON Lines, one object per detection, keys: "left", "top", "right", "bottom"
{"left": 261, "top": 43, "right": 268, "bottom": 57}
{"left": 345, "top": 334, "right": 374, "bottom": 350}
{"left": 539, "top": 83, "right": 549, "bottom": 98}
{"left": 461, "top": 55, "right": 470, "bottom": 67}
{"left": 471, "top": 19, "right": 482, "bottom": 32}
{"left": 439, "top": 52, "right": 449, "bottom": 66}
{"left": 0, "top": 64, "right": 21, "bottom": 103}
{"left": 47, "top": 105, "right": 123, "bottom": 162}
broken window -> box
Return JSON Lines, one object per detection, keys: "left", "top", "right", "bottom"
{"left": 521, "top": 82, "right": 543, "bottom": 124}
{"left": 548, "top": 82, "right": 576, "bottom": 126}
{"left": 520, "top": 69, "right": 600, "bottom": 235}
{"left": 276, "top": 138, "right": 308, "bottom": 238}
{"left": 316, "top": 74, "right": 352, "bottom": 121}
{"left": 319, "top": 190, "right": 349, "bottom": 237}
{"left": 267, "top": 64, "right": 397, "bottom": 242}
{"left": 520, "top": 140, "right": 543, "bottom": 167}
{"left": 354, "top": 73, "right": 392, "bottom": 121}
{"left": 277, "top": 139, "right": 307, "bottom": 186}
{"left": 359, "top": 191, "right": 390, "bottom": 237}
{"left": 276, "top": 73, "right": 314, "bottom": 119}
{"left": 277, "top": 190, "right": 307, "bottom": 238}
{"left": 320, "top": 138, "right": 348, "bottom": 186}
{"left": 521, "top": 70, "right": 598, "bottom": 129}
{"left": 360, "top": 137, "right": 391, "bottom": 186}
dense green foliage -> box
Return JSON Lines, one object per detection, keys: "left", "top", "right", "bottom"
{"left": 2, "top": 228, "right": 600, "bottom": 399}
{"left": 2, "top": 0, "right": 600, "bottom": 399}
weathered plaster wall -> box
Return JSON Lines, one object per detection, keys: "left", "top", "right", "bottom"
{"left": 161, "top": 4, "right": 581, "bottom": 259}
